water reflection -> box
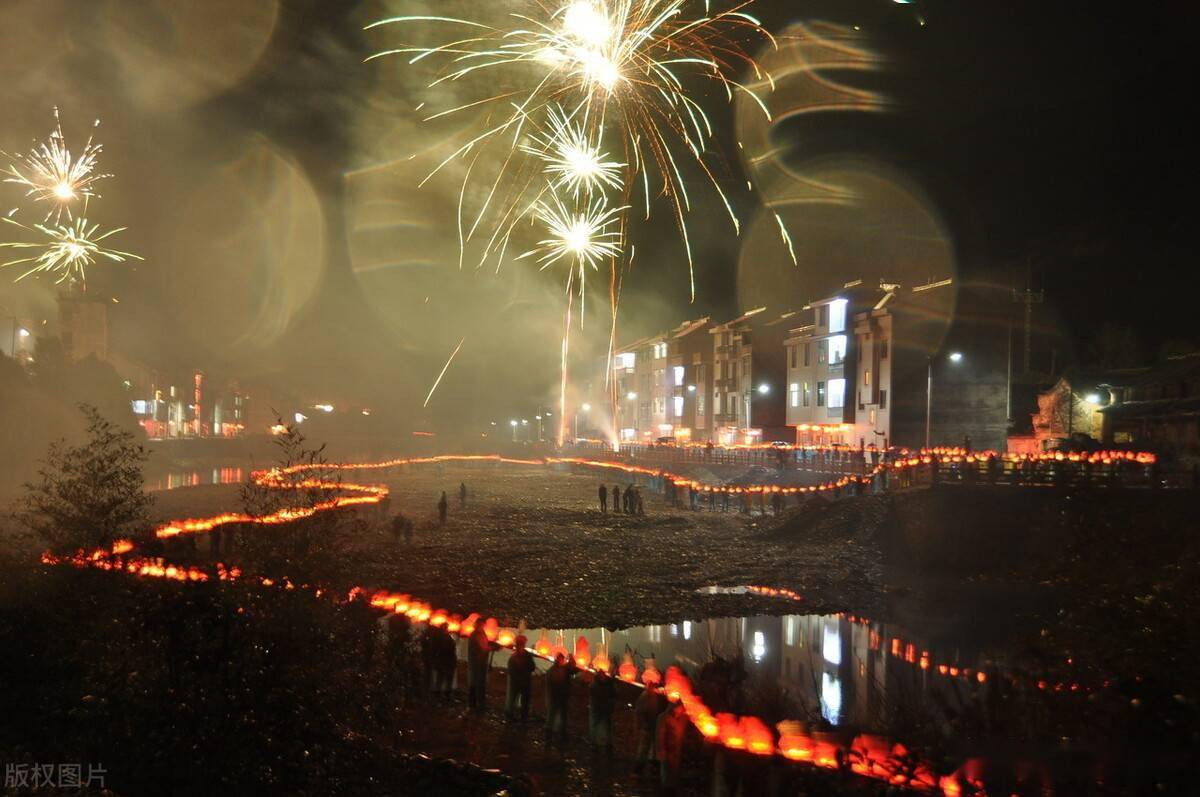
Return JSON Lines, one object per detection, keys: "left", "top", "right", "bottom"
{"left": 148, "top": 467, "right": 245, "bottom": 492}
{"left": 511, "top": 610, "right": 994, "bottom": 736}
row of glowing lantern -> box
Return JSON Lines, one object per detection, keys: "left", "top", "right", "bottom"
{"left": 599, "top": 437, "right": 1158, "bottom": 465}
{"left": 356, "top": 586, "right": 971, "bottom": 793}
{"left": 46, "top": 555, "right": 992, "bottom": 790}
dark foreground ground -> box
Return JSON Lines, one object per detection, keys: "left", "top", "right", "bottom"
{"left": 2, "top": 463, "right": 1198, "bottom": 794}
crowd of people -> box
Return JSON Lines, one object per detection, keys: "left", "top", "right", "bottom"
{"left": 597, "top": 482, "right": 645, "bottom": 515}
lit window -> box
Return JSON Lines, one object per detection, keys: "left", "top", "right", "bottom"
{"left": 829, "top": 335, "right": 847, "bottom": 364}
{"left": 673, "top": 365, "right": 685, "bottom": 386}
{"left": 673, "top": 396, "right": 684, "bottom": 417}
{"left": 615, "top": 352, "right": 635, "bottom": 370}
{"left": 821, "top": 672, "right": 842, "bottom": 724}
{"left": 803, "top": 382, "right": 811, "bottom": 407}
{"left": 869, "top": 409, "right": 877, "bottom": 424}
{"left": 789, "top": 383, "right": 800, "bottom": 408}
{"left": 828, "top": 378, "right": 846, "bottom": 409}
{"left": 752, "top": 631, "right": 766, "bottom": 662}
{"left": 817, "top": 382, "right": 826, "bottom": 407}
{"left": 682, "top": 621, "right": 692, "bottom": 640}
{"left": 822, "top": 623, "right": 841, "bottom": 665}
{"left": 828, "top": 298, "right": 848, "bottom": 333}
{"left": 817, "top": 340, "right": 828, "bottom": 364}
{"left": 863, "top": 369, "right": 870, "bottom": 386}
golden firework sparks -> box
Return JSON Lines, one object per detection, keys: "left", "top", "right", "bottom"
{"left": 521, "top": 104, "right": 624, "bottom": 200}
{"left": 424, "top": 336, "right": 467, "bottom": 408}
{"left": 1, "top": 216, "right": 142, "bottom": 285}
{"left": 522, "top": 190, "right": 626, "bottom": 273}
{"left": 3, "top": 108, "right": 110, "bottom": 223}
{"left": 367, "top": 1, "right": 773, "bottom": 289}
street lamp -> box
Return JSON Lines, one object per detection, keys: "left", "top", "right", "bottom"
{"left": 575, "top": 402, "right": 592, "bottom": 439}
{"left": 925, "top": 351, "right": 964, "bottom": 449}
{"left": 510, "top": 419, "right": 518, "bottom": 442}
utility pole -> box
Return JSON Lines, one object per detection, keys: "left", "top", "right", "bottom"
{"left": 1011, "top": 259, "right": 1044, "bottom": 377}
{"left": 1005, "top": 316, "right": 1013, "bottom": 424}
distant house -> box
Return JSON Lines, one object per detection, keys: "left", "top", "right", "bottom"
{"left": 1097, "top": 353, "right": 1200, "bottom": 463}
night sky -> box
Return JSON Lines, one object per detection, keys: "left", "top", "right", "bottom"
{"left": 1, "top": 0, "right": 1192, "bottom": 420}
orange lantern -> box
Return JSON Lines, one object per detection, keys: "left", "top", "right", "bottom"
{"left": 618, "top": 652, "right": 638, "bottom": 682}
{"left": 574, "top": 635, "right": 591, "bottom": 669}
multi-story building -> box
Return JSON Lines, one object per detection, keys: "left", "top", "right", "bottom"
{"left": 665, "top": 316, "right": 713, "bottom": 441}
{"left": 710, "top": 307, "right": 796, "bottom": 444}
{"left": 785, "top": 288, "right": 868, "bottom": 446}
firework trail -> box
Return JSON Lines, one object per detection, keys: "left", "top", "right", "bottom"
{"left": 424, "top": 336, "right": 467, "bottom": 407}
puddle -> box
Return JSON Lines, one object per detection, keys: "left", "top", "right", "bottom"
{"left": 148, "top": 467, "right": 246, "bottom": 492}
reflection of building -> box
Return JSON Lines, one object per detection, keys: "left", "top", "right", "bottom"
{"left": 536, "top": 608, "right": 990, "bottom": 735}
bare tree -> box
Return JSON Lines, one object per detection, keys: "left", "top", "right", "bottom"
{"left": 21, "top": 404, "right": 152, "bottom": 553}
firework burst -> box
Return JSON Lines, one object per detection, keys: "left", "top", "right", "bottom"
{"left": 368, "top": 1, "right": 773, "bottom": 289}
{"left": 1, "top": 216, "right": 142, "bottom": 285}
{"left": 3, "top": 108, "right": 110, "bottom": 223}
{"left": 521, "top": 104, "right": 624, "bottom": 200}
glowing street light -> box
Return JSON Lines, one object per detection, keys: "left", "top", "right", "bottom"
{"left": 926, "top": 351, "right": 965, "bottom": 449}
{"left": 627, "top": 391, "right": 637, "bottom": 400}
{"left": 757, "top": 383, "right": 770, "bottom": 395}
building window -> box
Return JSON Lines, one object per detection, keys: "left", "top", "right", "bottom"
{"left": 790, "top": 345, "right": 797, "bottom": 369}
{"left": 869, "top": 409, "right": 877, "bottom": 424}
{"left": 829, "top": 298, "right": 847, "bottom": 333}
{"left": 653, "top": 342, "right": 667, "bottom": 358}
{"left": 828, "top": 378, "right": 846, "bottom": 409}
{"left": 673, "top": 396, "right": 684, "bottom": 417}
{"left": 714, "top": 393, "right": 721, "bottom": 414}
{"left": 864, "top": 369, "right": 870, "bottom": 386}
{"left": 817, "top": 381, "right": 826, "bottom": 407}
{"left": 818, "top": 305, "right": 828, "bottom": 327}
{"left": 673, "top": 365, "right": 685, "bottom": 387}
{"left": 829, "top": 335, "right": 846, "bottom": 364}
{"left": 817, "top": 340, "right": 828, "bottom": 364}
{"left": 653, "top": 397, "right": 665, "bottom": 416}
{"left": 698, "top": 395, "right": 705, "bottom": 416}
{"left": 880, "top": 338, "right": 889, "bottom": 359}
{"left": 804, "top": 343, "right": 810, "bottom": 366}
{"left": 803, "top": 382, "right": 811, "bottom": 407}
{"left": 879, "top": 389, "right": 887, "bottom": 409}
{"left": 789, "top": 383, "right": 800, "bottom": 408}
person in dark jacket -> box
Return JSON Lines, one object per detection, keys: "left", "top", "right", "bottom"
{"left": 599, "top": 483, "right": 608, "bottom": 512}
{"left": 467, "top": 623, "right": 496, "bottom": 712}
{"left": 459, "top": 481, "right": 468, "bottom": 507}
{"left": 656, "top": 700, "right": 689, "bottom": 792}
{"left": 612, "top": 485, "right": 622, "bottom": 514}
{"left": 437, "top": 491, "right": 448, "bottom": 525}
{"left": 634, "top": 685, "right": 667, "bottom": 773}
{"left": 544, "top": 653, "right": 577, "bottom": 748}
{"left": 434, "top": 626, "right": 458, "bottom": 699}
{"left": 588, "top": 661, "right": 617, "bottom": 753}
{"left": 505, "top": 635, "right": 535, "bottom": 721}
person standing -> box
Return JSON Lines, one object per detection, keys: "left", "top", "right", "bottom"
{"left": 636, "top": 488, "right": 645, "bottom": 516}
{"left": 437, "top": 491, "right": 448, "bottom": 525}
{"left": 634, "top": 683, "right": 667, "bottom": 774}
{"left": 588, "top": 661, "right": 617, "bottom": 754}
{"left": 544, "top": 653, "right": 576, "bottom": 749}
{"left": 434, "top": 626, "right": 458, "bottom": 700}
{"left": 505, "top": 635, "right": 535, "bottom": 722}
{"left": 656, "top": 700, "right": 689, "bottom": 792}
{"left": 459, "top": 481, "right": 468, "bottom": 508}
{"left": 612, "top": 485, "right": 622, "bottom": 514}
{"left": 599, "top": 483, "right": 608, "bottom": 513}
{"left": 467, "top": 622, "right": 495, "bottom": 712}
